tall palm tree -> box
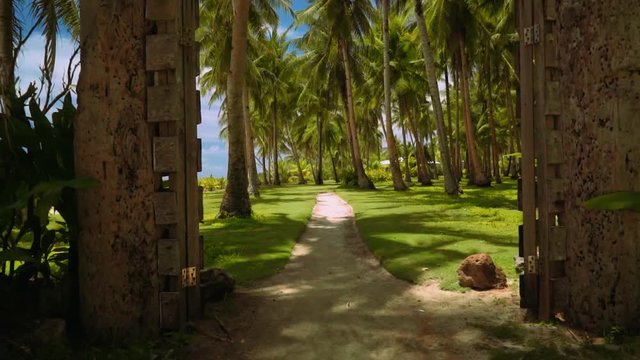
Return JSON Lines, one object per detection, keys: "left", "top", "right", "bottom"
{"left": 426, "top": 0, "right": 490, "bottom": 187}
{"left": 379, "top": 0, "right": 407, "bottom": 191}
{"left": 299, "top": 0, "right": 375, "bottom": 189}
{"left": 1, "top": 0, "right": 79, "bottom": 107}
{"left": 0, "top": 0, "right": 13, "bottom": 106}
{"left": 414, "top": 0, "right": 460, "bottom": 193}
{"left": 218, "top": 0, "right": 252, "bottom": 218}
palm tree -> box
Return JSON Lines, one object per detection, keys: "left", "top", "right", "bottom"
{"left": 414, "top": 0, "right": 460, "bottom": 193}
{"left": 379, "top": 0, "right": 407, "bottom": 191}
{"left": 426, "top": 0, "right": 490, "bottom": 187}
{"left": 1, "top": 0, "right": 79, "bottom": 107}
{"left": 299, "top": 0, "right": 375, "bottom": 189}
{"left": 218, "top": 0, "right": 252, "bottom": 218}
{"left": 0, "top": 0, "right": 13, "bottom": 105}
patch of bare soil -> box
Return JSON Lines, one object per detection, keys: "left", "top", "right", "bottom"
{"left": 188, "top": 193, "right": 572, "bottom": 360}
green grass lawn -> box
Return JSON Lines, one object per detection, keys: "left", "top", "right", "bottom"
{"left": 202, "top": 179, "right": 520, "bottom": 291}
{"left": 336, "top": 179, "right": 520, "bottom": 290}
{"left": 201, "top": 184, "right": 334, "bottom": 285}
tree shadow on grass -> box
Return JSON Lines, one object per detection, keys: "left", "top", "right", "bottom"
{"left": 200, "top": 213, "right": 309, "bottom": 284}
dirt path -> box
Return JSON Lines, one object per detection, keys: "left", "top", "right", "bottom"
{"left": 189, "top": 193, "right": 541, "bottom": 359}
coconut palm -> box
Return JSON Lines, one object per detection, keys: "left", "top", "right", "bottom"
{"left": 426, "top": 0, "right": 490, "bottom": 187}
{"left": 217, "top": 0, "right": 252, "bottom": 218}
{"left": 299, "top": 0, "right": 376, "bottom": 189}
{"left": 1, "top": 0, "right": 79, "bottom": 108}
{"left": 412, "top": 0, "right": 460, "bottom": 193}
{"left": 378, "top": 0, "right": 407, "bottom": 191}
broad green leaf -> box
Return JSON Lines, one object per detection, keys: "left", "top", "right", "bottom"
{"left": 582, "top": 192, "right": 640, "bottom": 213}
{"left": 0, "top": 248, "right": 35, "bottom": 263}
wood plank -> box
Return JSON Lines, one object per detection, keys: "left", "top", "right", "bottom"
{"left": 545, "top": 0, "right": 557, "bottom": 21}
{"left": 548, "top": 178, "right": 565, "bottom": 212}
{"left": 153, "top": 192, "right": 178, "bottom": 225}
{"left": 194, "top": 42, "right": 201, "bottom": 77}
{"left": 547, "top": 130, "right": 564, "bottom": 164}
{"left": 197, "top": 138, "right": 202, "bottom": 172}
{"left": 198, "top": 186, "right": 204, "bottom": 222}
{"left": 551, "top": 278, "right": 568, "bottom": 312}
{"left": 160, "top": 292, "right": 180, "bottom": 330}
{"left": 519, "top": 0, "right": 538, "bottom": 310}
{"left": 158, "top": 239, "right": 180, "bottom": 276}
{"left": 545, "top": 34, "right": 558, "bottom": 68}
{"left": 146, "top": 0, "right": 178, "bottom": 21}
{"left": 545, "top": 81, "right": 561, "bottom": 115}
{"left": 549, "top": 226, "right": 567, "bottom": 261}
{"left": 184, "top": 0, "right": 202, "bottom": 320}
{"left": 154, "top": 137, "right": 179, "bottom": 173}
{"left": 146, "top": 34, "right": 178, "bottom": 71}
{"left": 148, "top": 86, "right": 179, "bottom": 122}
{"left": 196, "top": 91, "right": 202, "bottom": 124}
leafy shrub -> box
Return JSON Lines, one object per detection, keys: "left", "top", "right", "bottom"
{"left": 0, "top": 86, "right": 96, "bottom": 283}
{"left": 340, "top": 170, "right": 358, "bottom": 187}
{"left": 199, "top": 176, "right": 226, "bottom": 191}
{"left": 367, "top": 167, "right": 392, "bottom": 182}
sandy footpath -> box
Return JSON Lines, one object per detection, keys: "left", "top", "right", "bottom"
{"left": 189, "top": 193, "right": 531, "bottom": 360}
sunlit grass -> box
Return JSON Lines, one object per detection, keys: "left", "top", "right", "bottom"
{"left": 336, "top": 179, "right": 520, "bottom": 290}
{"left": 201, "top": 184, "right": 335, "bottom": 285}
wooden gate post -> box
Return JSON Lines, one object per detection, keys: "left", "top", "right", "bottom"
{"left": 146, "top": 0, "right": 203, "bottom": 330}
{"left": 518, "top": 0, "right": 568, "bottom": 320}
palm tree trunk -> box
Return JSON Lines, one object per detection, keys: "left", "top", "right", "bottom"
{"left": 444, "top": 66, "right": 455, "bottom": 180}
{"left": 316, "top": 114, "right": 324, "bottom": 185}
{"left": 455, "top": 66, "right": 462, "bottom": 181}
{"left": 338, "top": 37, "right": 375, "bottom": 189}
{"left": 414, "top": 0, "right": 458, "bottom": 194}
{"left": 219, "top": 0, "right": 252, "bottom": 217}
{"left": 486, "top": 58, "right": 501, "bottom": 184}
{"left": 381, "top": 0, "right": 406, "bottom": 191}
{"left": 262, "top": 152, "right": 269, "bottom": 185}
{"left": 272, "top": 94, "right": 281, "bottom": 186}
{"left": 504, "top": 69, "right": 519, "bottom": 179}
{"left": 244, "top": 87, "right": 260, "bottom": 197}
{"left": 406, "top": 101, "right": 432, "bottom": 186}
{"left": 458, "top": 35, "right": 490, "bottom": 187}
{"left": 328, "top": 153, "right": 338, "bottom": 183}
{"left": 401, "top": 122, "right": 411, "bottom": 184}
{"left": 0, "top": 0, "right": 14, "bottom": 104}
{"left": 426, "top": 108, "right": 437, "bottom": 179}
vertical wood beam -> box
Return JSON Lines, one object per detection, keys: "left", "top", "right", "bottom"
{"left": 519, "top": 0, "right": 538, "bottom": 310}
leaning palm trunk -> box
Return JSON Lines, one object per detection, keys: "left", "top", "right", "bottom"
{"left": 0, "top": 0, "right": 14, "bottom": 106}
{"left": 382, "top": 0, "right": 407, "bottom": 191}
{"left": 243, "top": 87, "right": 260, "bottom": 197}
{"left": 219, "top": 0, "right": 251, "bottom": 218}
{"left": 504, "top": 69, "right": 519, "bottom": 179}
{"left": 338, "top": 37, "right": 375, "bottom": 189}
{"left": 486, "top": 60, "right": 501, "bottom": 184}
{"left": 316, "top": 114, "right": 324, "bottom": 185}
{"left": 401, "top": 123, "right": 412, "bottom": 184}
{"left": 458, "top": 35, "right": 490, "bottom": 187}
{"left": 406, "top": 103, "right": 432, "bottom": 186}
{"left": 271, "top": 94, "right": 281, "bottom": 186}
{"left": 414, "top": 0, "right": 459, "bottom": 194}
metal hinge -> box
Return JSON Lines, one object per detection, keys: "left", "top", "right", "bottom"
{"left": 527, "top": 255, "right": 537, "bottom": 274}
{"left": 523, "top": 24, "right": 541, "bottom": 45}
{"left": 181, "top": 267, "right": 198, "bottom": 287}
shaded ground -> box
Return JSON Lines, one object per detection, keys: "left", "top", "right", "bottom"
{"left": 188, "top": 193, "right": 630, "bottom": 360}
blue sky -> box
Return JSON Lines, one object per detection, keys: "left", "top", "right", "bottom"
{"left": 16, "top": 1, "right": 310, "bottom": 178}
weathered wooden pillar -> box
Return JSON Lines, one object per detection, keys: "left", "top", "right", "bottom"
{"left": 76, "top": 0, "right": 203, "bottom": 338}
{"left": 556, "top": 0, "right": 640, "bottom": 331}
